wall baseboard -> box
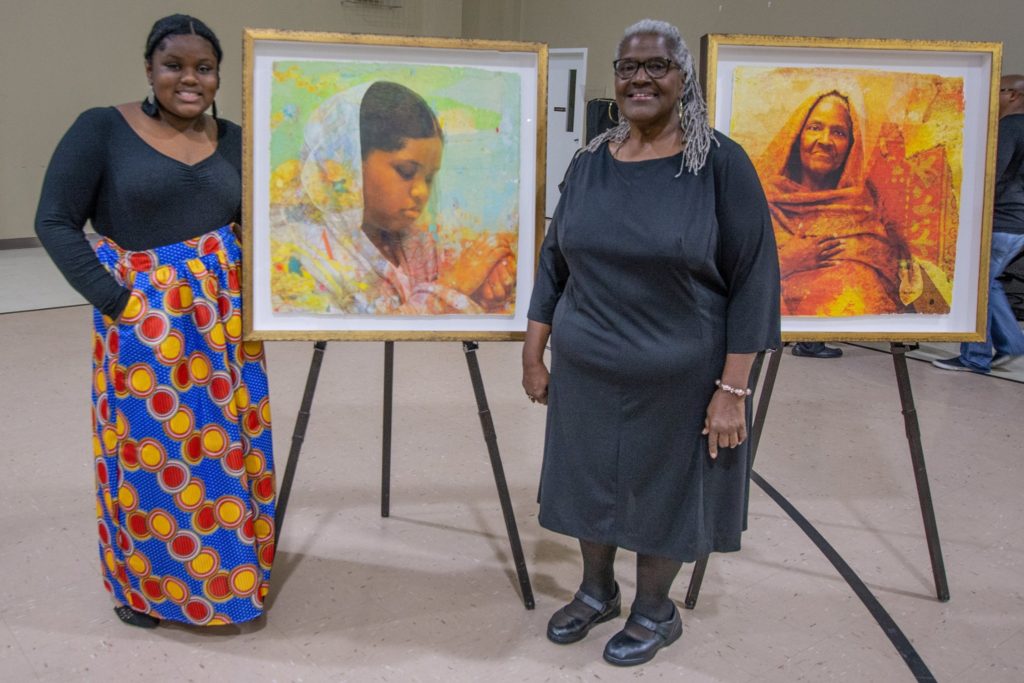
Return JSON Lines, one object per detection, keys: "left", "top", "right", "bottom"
{"left": 1, "top": 230, "right": 99, "bottom": 250}
{"left": 0, "top": 237, "right": 42, "bottom": 250}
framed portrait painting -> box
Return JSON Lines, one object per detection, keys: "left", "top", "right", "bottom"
{"left": 242, "top": 29, "right": 547, "bottom": 340}
{"left": 702, "top": 34, "right": 1003, "bottom": 341}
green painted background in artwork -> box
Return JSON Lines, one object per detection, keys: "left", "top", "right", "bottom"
{"left": 269, "top": 61, "right": 522, "bottom": 234}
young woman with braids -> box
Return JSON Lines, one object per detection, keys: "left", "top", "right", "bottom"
{"left": 35, "top": 15, "right": 276, "bottom": 629}
{"left": 522, "top": 19, "right": 780, "bottom": 665}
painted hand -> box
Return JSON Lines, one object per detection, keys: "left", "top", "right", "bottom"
{"left": 439, "top": 232, "right": 516, "bottom": 306}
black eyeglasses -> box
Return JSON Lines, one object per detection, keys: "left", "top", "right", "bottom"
{"left": 612, "top": 57, "right": 677, "bottom": 79}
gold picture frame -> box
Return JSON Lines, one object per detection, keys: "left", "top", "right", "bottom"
{"left": 702, "top": 33, "right": 1002, "bottom": 342}
{"left": 242, "top": 29, "right": 547, "bottom": 341}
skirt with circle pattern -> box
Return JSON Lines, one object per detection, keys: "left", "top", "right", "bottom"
{"left": 91, "top": 225, "right": 276, "bottom": 625}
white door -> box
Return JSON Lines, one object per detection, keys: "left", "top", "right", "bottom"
{"left": 545, "top": 48, "right": 587, "bottom": 218}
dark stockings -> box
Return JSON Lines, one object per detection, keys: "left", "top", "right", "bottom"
{"left": 633, "top": 553, "right": 681, "bottom": 619}
{"left": 624, "top": 553, "right": 681, "bottom": 638}
{"left": 579, "top": 539, "right": 617, "bottom": 600}
{"left": 550, "top": 540, "right": 617, "bottom": 627}
{"left": 554, "top": 540, "right": 683, "bottom": 636}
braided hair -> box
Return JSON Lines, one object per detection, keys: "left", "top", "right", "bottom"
{"left": 586, "top": 19, "right": 716, "bottom": 176}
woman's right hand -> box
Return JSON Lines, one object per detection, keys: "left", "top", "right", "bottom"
{"left": 108, "top": 285, "right": 135, "bottom": 325}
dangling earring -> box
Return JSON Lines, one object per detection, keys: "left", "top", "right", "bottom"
{"left": 141, "top": 87, "right": 159, "bottom": 118}
{"left": 608, "top": 100, "right": 619, "bottom": 124}
{"left": 677, "top": 98, "right": 684, "bottom": 123}
{"left": 210, "top": 73, "right": 221, "bottom": 121}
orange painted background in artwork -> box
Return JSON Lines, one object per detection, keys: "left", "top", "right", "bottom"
{"left": 730, "top": 67, "right": 964, "bottom": 316}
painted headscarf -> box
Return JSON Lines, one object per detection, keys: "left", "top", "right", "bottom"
{"left": 300, "top": 82, "right": 370, "bottom": 237}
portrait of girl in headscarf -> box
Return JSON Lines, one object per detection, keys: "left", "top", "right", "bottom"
{"left": 270, "top": 79, "right": 517, "bottom": 316}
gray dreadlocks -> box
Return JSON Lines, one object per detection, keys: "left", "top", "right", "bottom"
{"left": 586, "top": 19, "right": 717, "bottom": 177}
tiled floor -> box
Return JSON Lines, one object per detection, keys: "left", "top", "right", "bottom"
{"left": 2, "top": 248, "right": 1023, "bottom": 681}
{"left": 0, "top": 247, "right": 85, "bottom": 314}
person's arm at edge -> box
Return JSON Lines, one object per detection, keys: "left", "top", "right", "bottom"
{"left": 35, "top": 108, "right": 131, "bottom": 319}
{"left": 522, "top": 320, "right": 551, "bottom": 404}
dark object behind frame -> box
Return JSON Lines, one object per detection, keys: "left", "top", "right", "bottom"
{"left": 585, "top": 98, "right": 619, "bottom": 144}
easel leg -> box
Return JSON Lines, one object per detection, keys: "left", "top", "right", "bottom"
{"left": 890, "top": 343, "right": 950, "bottom": 602}
{"left": 462, "top": 341, "right": 536, "bottom": 610}
{"left": 685, "top": 349, "right": 781, "bottom": 609}
{"left": 683, "top": 558, "right": 708, "bottom": 609}
{"left": 381, "top": 341, "right": 394, "bottom": 518}
{"left": 750, "top": 348, "right": 783, "bottom": 465}
{"left": 274, "top": 341, "right": 328, "bottom": 548}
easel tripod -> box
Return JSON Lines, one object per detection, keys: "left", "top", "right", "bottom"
{"left": 684, "top": 344, "right": 950, "bottom": 608}
{"left": 273, "top": 340, "right": 535, "bottom": 610}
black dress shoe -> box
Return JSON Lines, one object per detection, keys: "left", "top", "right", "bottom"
{"left": 603, "top": 604, "right": 682, "bottom": 666}
{"left": 113, "top": 605, "right": 160, "bottom": 629}
{"left": 547, "top": 583, "right": 621, "bottom": 644}
{"left": 791, "top": 342, "right": 843, "bottom": 359}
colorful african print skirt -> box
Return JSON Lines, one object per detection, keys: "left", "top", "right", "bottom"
{"left": 91, "top": 225, "right": 276, "bottom": 625}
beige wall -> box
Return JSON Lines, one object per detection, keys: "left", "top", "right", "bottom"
{"left": 2, "top": 0, "right": 463, "bottom": 241}
{"left": 5, "top": 0, "right": 1022, "bottom": 240}
{"left": 461, "top": 0, "right": 521, "bottom": 41}
{"left": 502, "top": 0, "right": 1024, "bottom": 102}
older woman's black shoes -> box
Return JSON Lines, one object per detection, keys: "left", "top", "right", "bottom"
{"left": 548, "top": 589, "right": 685, "bottom": 665}
{"left": 546, "top": 583, "right": 621, "bottom": 644}
{"left": 602, "top": 604, "right": 683, "bottom": 666}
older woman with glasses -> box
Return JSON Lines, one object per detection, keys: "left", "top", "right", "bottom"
{"left": 523, "top": 19, "right": 780, "bottom": 665}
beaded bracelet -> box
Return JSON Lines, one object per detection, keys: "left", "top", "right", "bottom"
{"left": 715, "top": 379, "right": 752, "bottom": 397}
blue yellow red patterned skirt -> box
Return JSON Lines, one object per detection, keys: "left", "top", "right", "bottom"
{"left": 91, "top": 225, "right": 276, "bottom": 625}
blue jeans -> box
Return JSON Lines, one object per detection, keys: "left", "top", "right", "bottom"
{"left": 960, "top": 231, "right": 1024, "bottom": 370}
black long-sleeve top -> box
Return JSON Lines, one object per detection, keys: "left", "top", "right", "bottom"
{"left": 34, "top": 107, "right": 242, "bottom": 317}
{"left": 994, "top": 113, "right": 1024, "bottom": 234}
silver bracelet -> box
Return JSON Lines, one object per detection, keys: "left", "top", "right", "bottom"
{"left": 715, "top": 379, "right": 752, "bottom": 397}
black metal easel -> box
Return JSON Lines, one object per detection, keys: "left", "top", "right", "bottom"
{"left": 683, "top": 343, "right": 949, "bottom": 609}
{"left": 273, "top": 341, "right": 535, "bottom": 610}
{"left": 889, "top": 342, "right": 950, "bottom": 602}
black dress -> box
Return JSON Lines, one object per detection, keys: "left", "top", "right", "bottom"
{"left": 527, "top": 135, "right": 780, "bottom": 562}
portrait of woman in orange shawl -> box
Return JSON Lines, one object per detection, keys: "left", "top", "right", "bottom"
{"left": 757, "top": 90, "right": 915, "bottom": 316}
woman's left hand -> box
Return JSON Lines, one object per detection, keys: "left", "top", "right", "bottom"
{"left": 702, "top": 390, "right": 747, "bottom": 459}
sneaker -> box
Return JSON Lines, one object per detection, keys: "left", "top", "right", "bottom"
{"left": 992, "top": 353, "right": 1016, "bottom": 369}
{"left": 931, "top": 356, "right": 989, "bottom": 373}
